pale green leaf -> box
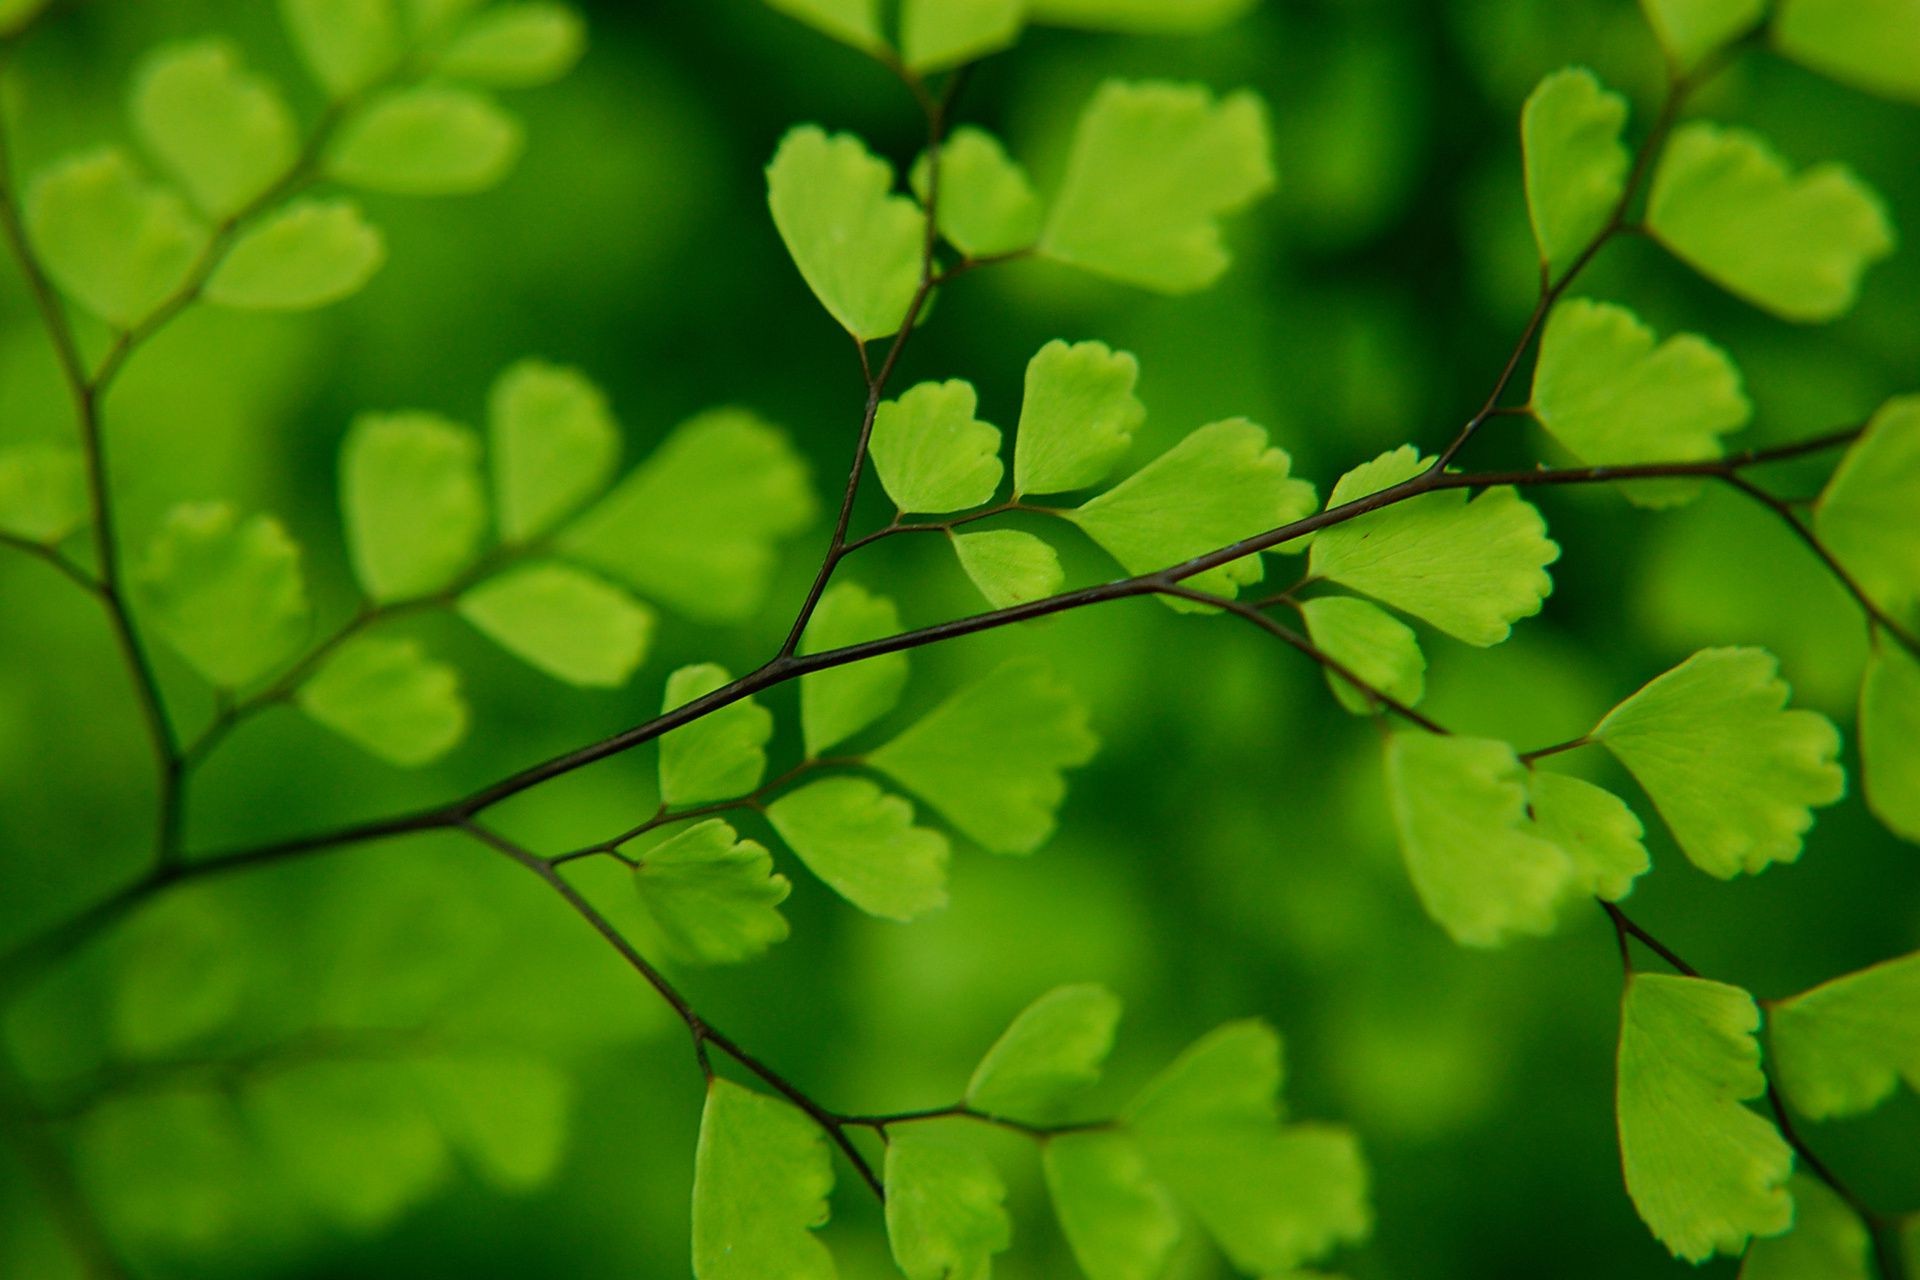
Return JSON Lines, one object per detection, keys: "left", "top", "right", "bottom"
{"left": 1308, "top": 447, "right": 1559, "bottom": 646}
{"left": 1125, "top": 1022, "right": 1371, "bottom": 1273}
{"left": 205, "top": 198, "right": 386, "bottom": 310}
{"left": 1522, "top": 68, "right": 1630, "bottom": 274}
{"left": 658, "top": 663, "right": 772, "bottom": 806}
{"left": 457, "top": 561, "right": 652, "bottom": 687}
{"left": 1067, "top": 418, "right": 1316, "bottom": 605}
{"left": 1647, "top": 123, "right": 1894, "bottom": 322}
{"left": 951, "top": 528, "right": 1063, "bottom": 610}
{"left": 1527, "top": 771, "right": 1650, "bottom": 901}
{"left": 341, "top": 411, "right": 488, "bottom": 602}
{"left": 405, "top": 0, "right": 486, "bottom": 42}
{"left": 296, "top": 634, "right": 468, "bottom": 765}
{"left": 414, "top": 1054, "right": 569, "bottom": 1191}
{"left": 870, "top": 380, "right": 1003, "bottom": 514}
{"left": 559, "top": 407, "right": 815, "bottom": 622}
{"left": 488, "top": 359, "right": 620, "bottom": 543}
{"left": 885, "top": 1132, "right": 1012, "bottom": 1280}
{"left": 1013, "top": 339, "right": 1144, "bottom": 497}
{"left": 1775, "top": 0, "right": 1920, "bottom": 105}
{"left": 966, "top": 984, "right": 1121, "bottom": 1121}
{"left": 1298, "top": 595, "right": 1426, "bottom": 716}
{"left": 329, "top": 86, "right": 524, "bottom": 195}
{"left": 632, "top": 819, "right": 791, "bottom": 965}
{"left": 763, "top": 0, "right": 884, "bottom": 51}
{"left": 1771, "top": 951, "right": 1920, "bottom": 1120}
{"left": 1042, "top": 1132, "right": 1182, "bottom": 1280}
{"left": 1383, "top": 733, "right": 1577, "bottom": 946}
{"left": 0, "top": 444, "right": 87, "bottom": 543}
{"left": 280, "top": 0, "right": 401, "bottom": 98}
{"left": 130, "top": 39, "right": 297, "bottom": 219}
{"left": 1592, "top": 647, "right": 1844, "bottom": 877}
{"left": 910, "top": 127, "right": 1042, "bottom": 260}
{"left": 870, "top": 657, "right": 1097, "bottom": 854}
{"left": 24, "top": 149, "right": 207, "bottom": 328}
{"left": 901, "top": 0, "right": 1021, "bottom": 71}
{"left": 1041, "top": 80, "right": 1274, "bottom": 293}
{"left": 1027, "top": 0, "right": 1254, "bottom": 36}
{"left": 798, "top": 582, "right": 908, "bottom": 756}
{"left": 1814, "top": 396, "right": 1920, "bottom": 611}
{"left": 437, "top": 3, "right": 585, "bottom": 86}
{"left": 765, "top": 777, "right": 950, "bottom": 921}
{"left": 693, "top": 1080, "right": 837, "bottom": 1280}
{"left": 136, "top": 502, "right": 309, "bottom": 688}
{"left": 1638, "top": 0, "right": 1765, "bottom": 73}
{"left": 1739, "top": 1174, "right": 1872, "bottom": 1280}
{"left": 1531, "top": 298, "right": 1750, "bottom": 506}
{"left": 767, "top": 126, "right": 926, "bottom": 340}
{"left": 1860, "top": 637, "right": 1920, "bottom": 841}
{"left": 1616, "top": 973, "right": 1793, "bottom": 1262}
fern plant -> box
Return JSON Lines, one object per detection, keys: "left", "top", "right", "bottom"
{"left": 1, "top": 0, "right": 1919, "bottom": 1276}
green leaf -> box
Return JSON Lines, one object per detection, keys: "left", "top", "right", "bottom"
{"left": 24, "top": 149, "right": 207, "bottom": 328}
{"left": 870, "top": 657, "right": 1098, "bottom": 854}
{"left": 1527, "top": 771, "right": 1650, "bottom": 901}
{"left": 900, "top": 0, "right": 1021, "bottom": 71}
{"left": 1531, "top": 299, "right": 1750, "bottom": 506}
{"left": 329, "top": 86, "right": 524, "bottom": 195}
{"left": 296, "top": 634, "right": 468, "bottom": 765}
{"left": 1860, "top": 638, "right": 1920, "bottom": 841}
{"left": 0, "top": 0, "right": 50, "bottom": 36}
{"left": 205, "top": 198, "right": 386, "bottom": 310}
{"left": 436, "top": 3, "right": 586, "bottom": 86}
{"left": 110, "top": 894, "right": 247, "bottom": 1057}
{"left": 136, "top": 502, "right": 309, "bottom": 688}
{"left": 1616, "top": 973, "right": 1793, "bottom": 1262}
{"left": 693, "top": 1080, "right": 837, "bottom": 1280}
{"left": 559, "top": 408, "right": 815, "bottom": 622}
{"left": 1125, "top": 1022, "right": 1371, "bottom": 1273}
{"left": 1814, "top": 396, "right": 1920, "bottom": 611}
{"left": 952, "top": 529, "right": 1063, "bottom": 610}
{"left": 1041, "top": 81, "right": 1274, "bottom": 293}
{"left": 1042, "top": 1132, "right": 1182, "bottom": 1280}
{"left": 1027, "top": 0, "right": 1255, "bottom": 36}
{"left": 1521, "top": 68, "right": 1630, "bottom": 274}
{"left": 799, "top": 583, "right": 908, "bottom": 756}
{"left": 1384, "top": 733, "right": 1575, "bottom": 946}
{"left": 658, "top": 663, "right": 772, "bottom": 806}
{"left": 1647, "top": 123, "right": 1894, "bottom": 323}
{"left": 911, "top": 127, "right": 1042, "bottom": 259}
{"left": 0, "top": 444, "right": 87, "bottom": 543}
{"left": 763, "top": 0, "right": 884, "bottom": 52}
{"left": 457, "top": 561, "right": 652, "bottom": 687}
{"left": 966, "top": 984, "right": 1121, "bottom": 1121}
{"left": 767, "top": 127, "right": 926, "bottom": 340}
{"left": 1775, "top": 0, "right": 1920, "bottom": 105}
{"left": 280, "top": 0, "right": 402, "bottom": 98}
{"left": 488, "top": 359, "right": 621, "bottom": 543}
{"left": 1308, "top": 448, "right": 1560, "bottom": 646}
{"left": 632, "top": 819, "right": 791, "bottom": 965}
{"left": 1592, "top": 647, "right": 1844, "bottom": 877}
{"left": 341, "top": 412, "right": 488, "bottom": 602}
{"left": 885, "top": 1132, "right": 1012, "bottom": 1280}
{"left": 1739, "top": 1174, "right": 1872, "bottom": 1280}
{"left": 414, "top": 1054, "right": 569, "bottom": 1192}
{"left": 870, "top": 380, "right": 1003, "bottom": 514}
{"left": 1067, "top": 418, "right": 1316, "bottom": 605}
{"left": 765, "top": 777, "right": 950, "bottom": 921}
{"left": 130, "top": 39, "right": 297, "bottom": 219}
{"left": 1013, "top": 339, "right": 1145, "bottom": 497}
{"left": 1638, "top": 0, "right": 1765, "bottom": 73}
{"left": 1770, "top": 951, "right": 1920, "bottom": 1120}
{"left": 1299, "top": 595, "right": 1426, "bottom": 716}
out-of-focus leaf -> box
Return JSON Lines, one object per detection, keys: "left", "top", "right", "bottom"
{"left": 137, "top": 502, "right": 309, "bottom": 688}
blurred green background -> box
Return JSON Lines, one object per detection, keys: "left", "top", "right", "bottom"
{"left": 2, "top": 1, "right": 1918, "bottom": 1276}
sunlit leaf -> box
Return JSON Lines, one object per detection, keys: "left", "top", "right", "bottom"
{"left": 1770, "top": 950, "right": 1920, "bottom": 1120}
{"left": 341, "top": 411, "right": 488, "bottom": 602}
{"left": 280, "top": 0, "right": 402, "bottom": 99}
{"left": 1521, "top": 67, "right": 1630, "bottom": 274}
{"left": 1527, "top": 771, "right": 1650, "bottom": 901}
{"left": 414, "top": 1054, "right": 569, "bottom": 1191}
{"left": 1638, "top": 0, "right": 1765, "bottom": 74}
{"left": 25, "top": 148, "right": 207, "bottom": 328}
{"left": 1042, "top": 1132, "right": 1182, "bottom": 1280}
{"left": 1616, "top": 973, "right": 1792, "bottom": 1262}
{"left": 1859, "top": 637, "right": 1920, "bottom": 841}
{"left": 458, "top": 561, "right": 652, "bottom": 686}
{"left": 632, "top": 819, "right": 791, "bottom": 965}
{"left": 870, "top": 379, "right": 1003, "bottom": 514}
{"left": 1041, "top": 80, "right": 1274, "bottom": 293}
{"left": 693, "top": 1080, "right": 837, "bottom": 1280}
{"left": 900, "top": 0, "right": 1022, "bottom": 71}
{"left": 131, "top": 39, "right": 298, "bottom": 219}
{"left": 799, "top": 583, "right": 908, "bottom": 756}
{"left": 1299, "top": 595, "right": 1426, "bottom": 716}
{"left": 329, "top": 85, "right": 524, "bottom": 195}
{"left": 966, "top": 984, "right": 1121, "bottom": 1121}
{"left": 296, "top": 634, "right": 468, "bottom": 765}
{"left": 1739, "top": 1174, "right": 1872, "bottom": 1280}
{"left": 1027, "top": 0, "right": 1255, "bottom": 37}
{"left": 911, "top": 127, "right": 1042, "bottom": 259}
{"left": 436, "top": 3, "right": 585, "bottom": 86}
{"left": 1814, "top": 396, "right": 1920, "bottom": 611}
{"left": 1774, "top": 0, "right": 1920, "bottom": 104}
{"left": 885, "top": 1132, "right": 1012, "bottom": 1280}
{"left": 206, "top": 198, "right": 386, "bottom": 310}
{"left": 137, "top": 502, "right": 309, "bottom": 688}
{"left": 951, "top": 528, "right": 1063, "bottom": 610}
{"left": 870, "top": 658, "right": 1097, "bottom": 854}
{"left": 1014, "top": 339, "right": 1144, "bottom": 497}
{"left": 1592, "top": 647, "right": 1844, "bottom": 877}
{"left": 765, "top": 777, "right": 950, "bottom": 921}
{"left": 658, "top": 663, "right": 772, "bottom": 805}
{"left": 0, "top": 444, "right": 87, "bottom": 543}
{"left": 488, "top": 359, "right": 620, "bottom": 543}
